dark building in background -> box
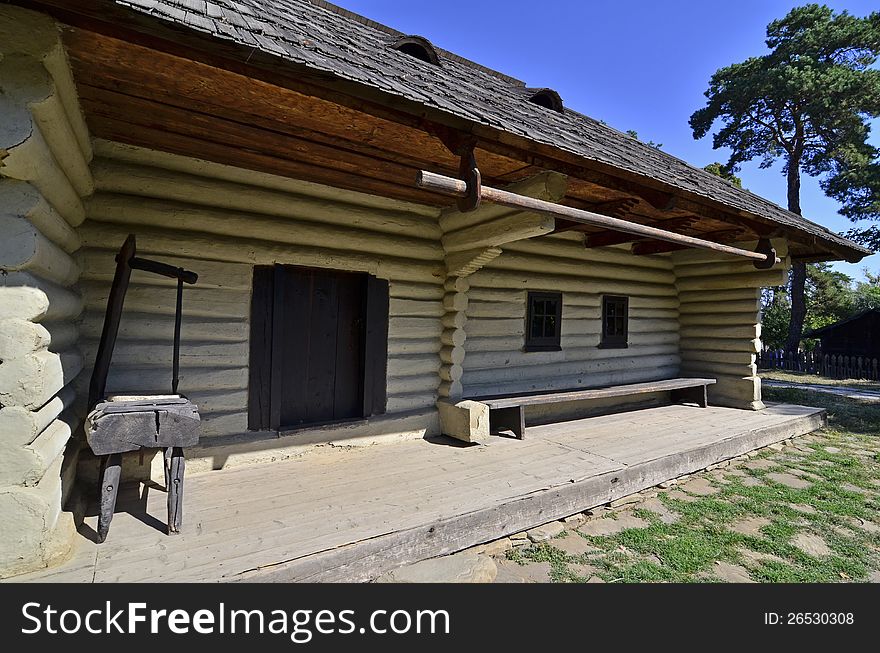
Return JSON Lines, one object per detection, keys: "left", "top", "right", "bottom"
{"left": 807, "top": 309, "right": 880, "bottom": 358}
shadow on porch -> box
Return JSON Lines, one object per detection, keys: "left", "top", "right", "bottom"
{"left": 13, "top": 403, "right": 825, "bottom": 583}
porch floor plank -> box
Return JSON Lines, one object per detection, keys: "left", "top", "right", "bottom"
{"left": 9, "top": 403, "right": 825, "bottom": 583}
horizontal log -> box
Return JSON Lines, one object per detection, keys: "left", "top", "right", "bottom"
{"left": 0, "top": 384, "right": 76, "bottom": 447}
{"left": 678, "top": 312, "right": 758, "bottom": 326}
{"left": 676, "top": 273, "right": 785, "bottom": 292}
{"left": 464, "top": 331, "right": 679, "bottom": 353}
{"left": 86, "top": 193, "right": 442, "bottom": 261}
{"left": 79, "top": 340, "right": 248, "bottom": 369}
{"left": 90, "top": 159, "right": 441, "bottom": 238}
{"left": 386, "top": 354, "right": 441, "bottom": 378}
{"left": 0, "top": 180, "right": 81, "bottom": 252}
{"left": 93, "top": 143, "right": 440, "bottom": 221}
{"left": 78, "top": 311, "right": 248, "bottom": 342}
{"left": 388, "top": 338, "right": 441, "bottom": 356}
{"left": 0, "top": 215, "right": 80, "bottom": 285}
{"left": 80, "top": 281, "right": 250, "bottom": 319}
{"left": 487, "top": 250, "right": 676, "bottom": 285}
{"left": 182, "top": 389, "right": 248, "bottom": 415}
{"left": 389, "top": 298, "right": 444, "bottom": 318}
{"left": 678, "top": 288, "right": 759, "bottom": 305}
{"left": 679, "top": 337, "right": 761, "bottom": 354}
{"left": 681, "top": 361, "right": 756, "bottom": 378}
{"left": 78, "top": 222, "right": 443, "bottom": 283}
{"left": 385, "top": 393, "right": 438, "bottom": 413}
{"left": 388, "top": 318, "right": 443, "bottom": 340}
{"left": 78, "top": 248, "right": 253, "bottom": 291}
{"left": 389, "top": 281, "right": 445, "bottom": 301}
{"left": 26, "top": 78, "right": 93, "bottom": 199}
{"left": 680, "top": 324, "right": 760, "bottom": 340}
{"left": 387, "top": 375, "right": 439, "bottom": 396}
{"left": 0, "top": 417, "right": 72, "bottom": 487}
{"left": 102, "top": 366, "right": 249, "bottom": 394}
{"left": 679, "top": 349, "right": 756, "bottom": 365}
{"left": 0, "top": 319, "right": 50, "bottom": 360}
{"left": 468, "top": 269, "right": 678, "bottom": 296}
{"left": 465, "top": 353, "right": 681, "bottom": 382}
{"left": 198, "top": 410, "right": 249, "bottom": 438}
{"left": 0, "top": 349, "right": 82, "bottom": 410}
{"left": 0, "top": 319, "right": 78, "bottom": 359}
{"left": 507, "top": 234, "right": 674, "bottom": 270}
{"left": 464, "top": 344, "right": 679, "bottom": 370}
{"left": 0, "top": 272, "right": 83, "bottom": 322}
{"left": 678, "top": 299, "right": 760, "bottom": 315}
{"left": 0, "top": 101, "right": 85, "bottom": 226}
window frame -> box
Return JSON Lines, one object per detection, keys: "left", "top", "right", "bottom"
{"left": 524, "top": 291, "right": 563, "bottom": 352}
{"left": 600, "top": 294, "right": 629, "bottom": 349}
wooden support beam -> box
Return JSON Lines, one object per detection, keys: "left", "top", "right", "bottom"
{"left": 441, "top": 213, "right": 555, "bottom": 253}
{"left": 444, "top": 247, "right": 503, "bottom": 277}
{"left": 418, "top": 171, "right": 779, "bottom": 265}
{"left": 583, "top": 217, "right": 698, "bottom": 248}
{"left": 631, "top": 229, "right": 744, "bottom": 256}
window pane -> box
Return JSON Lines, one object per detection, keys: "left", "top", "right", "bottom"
{"left": 531, "top": 315, "right": 543, "bottom": 338}
{"left": 545, "top": 315, "right": 556, "bottom": 337}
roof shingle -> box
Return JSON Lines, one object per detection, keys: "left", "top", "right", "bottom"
{"left": 107, "top": 0, "right": 871, "bottom": 259}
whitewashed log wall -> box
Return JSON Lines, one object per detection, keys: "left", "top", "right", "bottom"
{"left": 0, "top": 7, "right": 91, "bottom": 576}
{"left": 672, "top": 240, "right": 789, "bottom": 409}
{"left": 75, "top": 139, "right": 445, "bottom": 471}
{"left": 462, "top": 234, "right": 681, "bottom": 422}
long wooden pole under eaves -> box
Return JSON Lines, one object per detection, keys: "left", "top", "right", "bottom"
{"left": 416, "top": 170, "right": 780, "bottom": 265}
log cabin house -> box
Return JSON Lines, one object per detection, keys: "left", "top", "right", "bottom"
{"left": 0, "top": 0, "right": 870, "bottom": 579}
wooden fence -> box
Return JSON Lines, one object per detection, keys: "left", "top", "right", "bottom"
{"left": 758, "top": 349, "right": 880, "bottom": 380}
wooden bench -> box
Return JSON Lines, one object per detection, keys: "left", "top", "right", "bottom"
{"left": 469, "top": 377, "right": 717, "bottom": 440}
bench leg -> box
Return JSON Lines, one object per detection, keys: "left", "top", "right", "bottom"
{"left": 166, "top": 447, "right": 185, "bottom": 535}
{"left": 490, "top": 406, "right": 525, "bottom": 439}
{"left": 97, "top": 453, "right": 122, "bottom": 543}
{"left": 672, "top": 385, "right": 708, "bottom": 408}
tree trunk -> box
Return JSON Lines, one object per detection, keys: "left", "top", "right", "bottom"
{"left": 784, "top": 151, "right": 806, "bottom": 354}
{"left": 786, "top": 262, "right": 807, "bottom": 353}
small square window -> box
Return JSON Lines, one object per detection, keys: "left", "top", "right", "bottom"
{"left": 600, "top": 295, "right": 628, "bottom": 349}
{"left": 525, "top": 291, "right": 562, "bottom": 351}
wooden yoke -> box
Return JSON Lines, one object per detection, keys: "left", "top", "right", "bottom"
{"left": 86, "top": 234, "right": 200, "bottom": 542}
{"left": 87, "top": 235, "right": 199, "bottom": 409}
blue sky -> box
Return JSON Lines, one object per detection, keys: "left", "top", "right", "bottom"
{"left": 340, "top": 0, "right": 879, "bottom": 280}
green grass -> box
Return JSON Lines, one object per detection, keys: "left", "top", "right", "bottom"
{"left": 760, "top": 370, "right": 880, "bottom": 392}
{"left": 507, "top": 388, "right": 880, "bottom": 583}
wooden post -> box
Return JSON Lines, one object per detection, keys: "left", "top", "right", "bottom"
{"left": 97, "top": 452, "right": 122, "bottom": 543}
{"left": 166, "top": 447, "right": 185, "bottom": 535}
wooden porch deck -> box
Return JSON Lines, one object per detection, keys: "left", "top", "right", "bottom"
{"left": 15, "top": 403, "right": 825, "bottom": 583}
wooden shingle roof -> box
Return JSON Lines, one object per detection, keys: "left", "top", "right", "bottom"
{"left": 70, "top": 0, "right": 874, "bottom": 260}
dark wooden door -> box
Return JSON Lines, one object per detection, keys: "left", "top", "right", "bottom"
{"left": 248, "top": 265, "right": 388, "bottom": 431}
